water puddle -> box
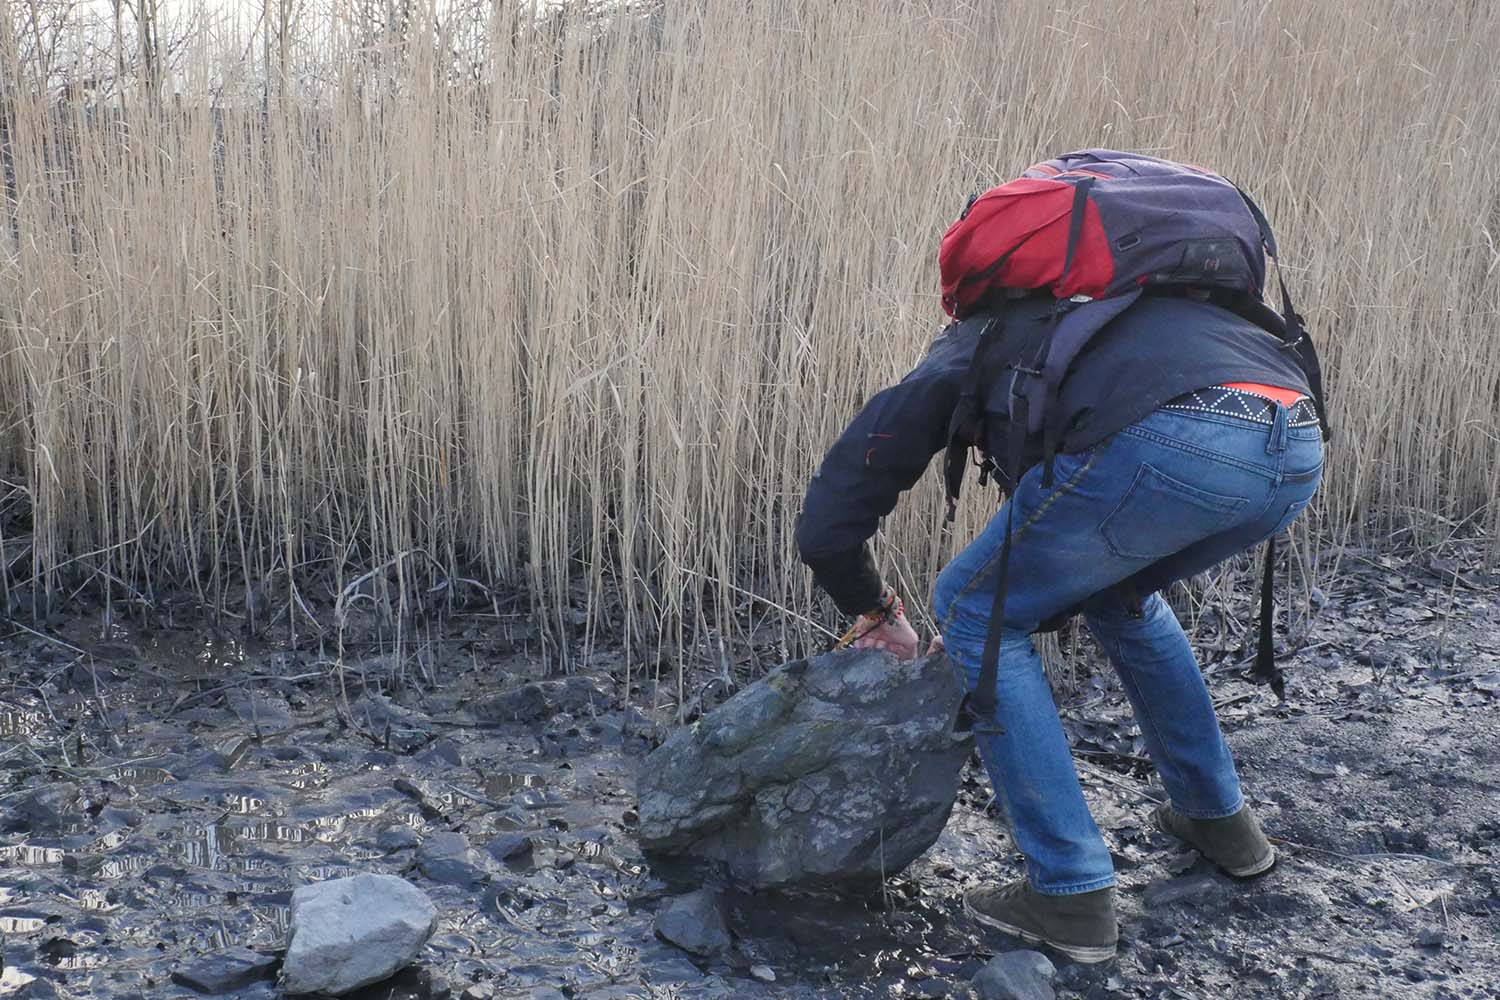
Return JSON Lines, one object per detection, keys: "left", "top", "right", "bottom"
{"left": 143, "top": 631, "right": 247, "bottom": 679}
{"left": 182, "top": 825, "right": 235, "bottom": 871}
{"left": 107, "top": 765, "right": 175, "bottom": 788}
{"left": 483, "top": 771, "right": 546, "bottom": 798}
{"left": 94, "top": 830, "right": 129, "bottom": 851}
{"left": 0, "top": 967, "right": 37, "bottom": 991}
{"left": 74, "top": 889, "right": 119, "bottom": 911}
{"left": 281, "top": 761, "right": 330, "bottom": 790}
{"left": 224, "top": 792, "right": 275, "bottom": 815}
{"left": 100, "top": 854, "right": 148, "bottom": 879}
{"left": 0, "top": 707, "right": 45, "bottom": 740}
{"left": 307, "top": 805, "right": 385, "bottom": 842}
{"left": 0, "top": 916, "right": 48, "bottom": 934}
{"left": 223, "top": 820, "right": 313, "bottom": 845}
{"left": 0, "top": 845, "right": 64, "bottom": 865}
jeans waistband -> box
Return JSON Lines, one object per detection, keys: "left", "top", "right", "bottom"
{"left": 1161, "top": 385, "right": 1320, "bottom": 429}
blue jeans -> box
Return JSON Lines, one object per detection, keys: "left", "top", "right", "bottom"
{"left": 932, "top": 402, "right": 1323, "bottom": 894}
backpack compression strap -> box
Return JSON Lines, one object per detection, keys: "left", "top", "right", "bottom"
{"left": 1235, "top": 186, "right": 1329, "bottom": 700}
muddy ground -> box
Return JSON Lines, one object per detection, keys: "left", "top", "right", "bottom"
{"left": 1, "top": 542, "right": 1498, "bottom": 999}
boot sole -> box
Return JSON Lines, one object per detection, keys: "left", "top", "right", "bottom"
{"left": 1222, "top": 848, "right": 1277, "bottom": 879}
{"left": 964, "top": 896, "right": 1118, "bottom": 964}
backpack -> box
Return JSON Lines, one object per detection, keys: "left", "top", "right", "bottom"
{"left": 937, "top": 149, "right": 1330, "bottom": 732}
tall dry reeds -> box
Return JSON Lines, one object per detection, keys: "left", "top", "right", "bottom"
{"left": 1, "top": 0, "right": 1497, "bottom": 672}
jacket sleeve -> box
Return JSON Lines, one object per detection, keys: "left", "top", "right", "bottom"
{"left": 794, "top": 339, "right": 967, "bottom": 615}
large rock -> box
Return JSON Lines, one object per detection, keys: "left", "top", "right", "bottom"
{"left": 281, "top": 874, "right": 438, "bottom": 995}
{"left": 636, "top": 650, "right": 970, "bottom": 888}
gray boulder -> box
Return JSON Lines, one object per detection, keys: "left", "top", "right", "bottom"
{"left": 972, "top": 950, "right": 1057, "bottom": 1000}
{"left": 636, "top": 650, "right": 970, "bottom": 889}
{"left": 653, "top": 889, "right": 732, "bottom": 957}
{"left": 281, "top": 873, "right": 438, "bottom": 995}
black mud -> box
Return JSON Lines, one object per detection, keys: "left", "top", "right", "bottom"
{"left": 1, "top": 544, "right": 1497, "bottom": 999}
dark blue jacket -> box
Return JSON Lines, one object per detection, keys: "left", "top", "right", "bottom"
{"left": 795, "top": 293, "right": 1313, "bottom": 615}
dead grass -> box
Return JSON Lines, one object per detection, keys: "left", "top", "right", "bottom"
{"left": 1, "top": 1, "right": 1497, "bottom": 673}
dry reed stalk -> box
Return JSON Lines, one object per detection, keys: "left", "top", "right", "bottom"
{"left": 0, "top": 0, "right": 1496, "bottom": 686}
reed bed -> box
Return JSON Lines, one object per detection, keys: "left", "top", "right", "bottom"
{"left": 1, "top": 0, "right": 1497, "bottom": 673}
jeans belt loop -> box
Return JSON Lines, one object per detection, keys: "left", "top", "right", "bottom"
{"left": 1267, "top": 402, "right": 1289, "bottom": 457}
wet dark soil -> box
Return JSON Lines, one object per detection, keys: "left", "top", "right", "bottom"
{"left": 1, "top": 542, "right": 1498, "bottom": 999}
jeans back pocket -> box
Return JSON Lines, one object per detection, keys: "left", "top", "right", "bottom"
{"left": 1102, "top": 463, "right": 1249, "bottom": 560}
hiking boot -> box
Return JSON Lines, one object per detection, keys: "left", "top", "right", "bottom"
{"left": 964, "top": 880, "right": 1118, "bottom": 964}
{"left": 1153, "top": 803, "right": 1276, "bottom": 878}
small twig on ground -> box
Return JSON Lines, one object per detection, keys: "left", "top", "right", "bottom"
{"left": 443, "top": 782, "right": 505, "bottom": 810}
{"left": 1270, "top": 837, "right": 1475, "bottom": 869}
{"left": 7, "top": 620, "right": 87, "bottom": 656}
{"left": 1075, "top": 759, "right": 1166, "bottom": 805}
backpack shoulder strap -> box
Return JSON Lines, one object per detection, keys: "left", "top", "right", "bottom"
{"left": 943, "top": 317, "right": 1005, "bottom": 521}
{"left": 1234, "top": 187, "right": 1332, "bottom": 442}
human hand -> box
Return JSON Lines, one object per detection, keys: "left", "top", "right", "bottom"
{"left": 844, "top": 587, "right": 920, "bottom": 660}
{"left": 926, "top": 633, "right": 945, "bottom": 656}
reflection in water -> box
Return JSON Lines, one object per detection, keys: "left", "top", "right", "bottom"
{"left": 483, "top": 771, "right": 545, "bottom": 798}
{"left": 143, "top": 632, "right": 247, "bottom": 678}
{"left": 0, "top": 916, "right": 48, "bottom": 934}
{"left": 0, "top": 967, "right": 37, "bottom": 990}
{"left": 95, "top": 831, "right": 129, "bottom": 851}
{"left": 225, "top": 793, "right": 268, "bottom": 815}
{"left": 108, "top": 766, "right": 175, "bottom": 789}
{"left": 182, "top": 825, "right": 230, "bottom": 870}
{"left": 75, "top": 889, "right": 119, "bottom": 911}
{"left": 282, "top": 761, "right": 330, "bottom": 790}
{"left": 0, "top": 844, "right": 65, "bottom": 865}
{"left": 226, "top": 821, "right": 309, "bottom": 844}
{"left": 0, "top": 708, "right": 44, "bottom": 740}
{"left": 100, "top": 855, "right": 148, "bottom": 879}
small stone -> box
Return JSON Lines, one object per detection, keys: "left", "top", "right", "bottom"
{"left": 352, "top": 693, "right": 434, "bottom": 752}
{"left": 1416, "top": 925, "right": 1446, "bottom": 949}
{"left": 416, "top": 832, "right": 487, "bottom": 888}
{"left": 653, "top": 889, "right": 732, "bottom": 958}
{"left": 471, "top": 676, "right": 613, "bottom": 724}
{"left": 170, "top": 946, "right": 280, "bottom": 994}
{"left": 377, "top": 825, "right": 422, "bottom": 852}
{"left": 1143, "top": 872, "right": 1219, "bottom": 908}
{"left": 484, "top": 832, "right": 533, "bottom": 863}
{"left": 210, "top": 735, "right": 255, "bottom": 771}
{"left": 281, "top": 873, "right": 438, "bottom": 995}
{"left": 460, "top": 985, "right": 495, "bottom": 1000}
{"left": 17, "top": 783, "right": 81, "bottom": 831}
{"left": 226, "top": 692, "right": 294, "bottom": 734}
{"left": 971, "top": 949, "right": 1057, "bottom": 1000}
{"left": 749, "top": 964, "right": 776, "bottom": 983}
{"left": 417, "top": 740, "right": 464, "bottom": 768}
{"left": 1165, "top": 850, "right": 1200, "bottom": 875}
